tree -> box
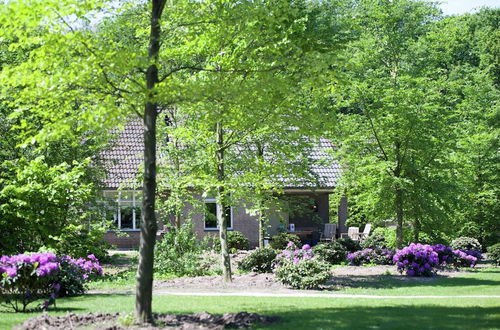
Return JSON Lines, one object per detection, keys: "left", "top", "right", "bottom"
{"left": 0, "top": 36, "right": 109, "bottom": 258}
{"left": 416, "top": 9, "right": 499, "bottom": 245}
{"left": 0, "top": 0, "right": 329, "bottom": 322}
{"left": 326, "top": 0, "right": 463, "bottom": 247}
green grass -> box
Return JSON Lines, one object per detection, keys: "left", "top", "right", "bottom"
{"left": 334, "top": 268, "right": 500, "bottom": 296}
{"left": 2, "top": 268, "right": 499, "bottom": 329}
{"left": 1, "top": 295, "right": 499, "bottom": 330}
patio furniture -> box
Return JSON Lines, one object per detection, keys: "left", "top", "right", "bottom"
{"left": 341, "top": 227, "right": 360, "bottom": 240}
{"left": 320, "top": 223, "right": 336, "bottom": 242}
{"left": 358, "top": 223, "right": 372, "bottom": 240}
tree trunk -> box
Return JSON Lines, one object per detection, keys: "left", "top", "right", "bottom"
{"left": 394, "top": 141, "right": 404, "bottom": 249}
{"left": 216, "top": 121, "right": 232, "bottom": 282}
{"left": 258, "top": 209, "right": 265, "bottom": 249}
{"left": 395, "top": 187, "right": 404, "bottom": 249}
{"left": 136, "top": 0, "right": 165, "bottom": 324}
{"left": 413, "top": 217, "right": 421, "bottom": 243}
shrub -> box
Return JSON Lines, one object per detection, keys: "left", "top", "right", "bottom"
{"left": 212, "top": 231, "right": 250, "bottom": 252}
{"left": 237, "top": 248, "right": 277, "bottom": 273}
{"left": 273, "top": 242, "right": 330, "bottom": 289}
{"left": 155, "top": 222, "right": 206, "bottom": 276}
{"left": 313, "top": 242, "right": 347, "bottom": 265}
{"left": 487, "top": 243, "right": 500, "bottom": 265}
{"left": 431, "top": 244, "right": 454, "bottom": 265}
{"left": 347, "top": 248, "right": 395, "bottom": 266}
{"left": 452, "top": 250, "right": 479, "bottom": 268}
{"left": 451, "top": 237, "right": 482, "bottom": 252}
{"left": 336, "top": 237, "right": 361, "bottom": 253}
{"left": 360, "top": 231, "right": 387, "bottom": 249}
{"left": 56, "top": 254, "right": 103, "bottom": 297}
{"left": 0, "top": 253, "right": 102, "bottom": 312}
{"left": 269, "top": 233, "right": 301, "bottom": 250}
{"left": 393, "top": 243, "right": 439, "bottom": 276}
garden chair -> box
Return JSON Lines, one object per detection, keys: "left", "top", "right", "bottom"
{"left": 358, "top": 223, "right": 372, "bottom": 240}
{"left": 320, "top": 223, "right": 337, "bottom": 242}
{"left": 341, "top": 226, "right": 360, "bottom": 240}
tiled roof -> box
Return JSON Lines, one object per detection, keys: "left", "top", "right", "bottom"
{"left": 101, "top": 119, "right": 342, "bottom": 190}
{"left": 102, "top": 120, "right": 144, "bottom": 189}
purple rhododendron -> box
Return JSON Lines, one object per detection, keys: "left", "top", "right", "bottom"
{"left": 275, "top": 242, "right": 317, "bottom": 270}
{"left": 393, "top": 243, "right": 439, "bottom": 276}
{"left": 347, "top": 248, "right": 395, "bottom": 266}
{"left": 0, "top": 252, "right": 103, "bottom": 312}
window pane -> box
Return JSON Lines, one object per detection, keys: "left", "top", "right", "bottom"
{"left": 121, "top": 191, "right": 133, "bottom": 201}
{"left": 121, "top": 206, "right": 134, "bottom": 229}
{"left": 134, "top": 207, "right": 142, "bottom": 229}
{"left": 204, "top": 202, "right": 217, "bottom": 228}
{"left": 225, "top": 206, "right": 232, "bottom": 228}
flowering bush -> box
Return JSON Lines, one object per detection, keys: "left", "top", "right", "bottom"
{"left": 274, "top": 242, "right": 330, "bottom": 289}
{"left": 0, "top": 253, "right": 102, "bottom": 312}
{"left": 450, "top": 237, "right": 482, "bottom": 252}
{"left": 452, "top": 249, "right": 479, "bottom": 268}
{"left": 431, "top": 244, "right": 454, "bottom": 265}
{"left": 347, "top": 248, "right": 395, "bottom": 266}
{"left": 393, "top": 243, "right": 439, "bottom": 276}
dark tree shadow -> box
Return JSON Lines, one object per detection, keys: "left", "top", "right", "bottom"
{"left": 324, "top": 274, "right": 500, "bottom": 290}
{"left": 253, "top": 305, "right": 500, "bottom": 329}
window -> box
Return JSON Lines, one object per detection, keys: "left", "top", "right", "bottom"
{"left": 204, "top": 198, "right": 232, "bottom": 230}
{"left": 103, "top": 190, "right": 142, "bottom": 231}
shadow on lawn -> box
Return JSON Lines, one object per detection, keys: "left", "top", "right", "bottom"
{"left": 257, "top": 305, "right": 500, "bottom": 329}
{"left": 326, "top": 274, "right": 500, "bottom": 290}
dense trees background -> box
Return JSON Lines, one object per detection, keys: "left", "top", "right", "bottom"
{"left": 0, "top": 0, "right": 498, "bottom": 322}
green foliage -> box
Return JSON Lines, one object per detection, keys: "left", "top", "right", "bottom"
{"left": 237, "top": 248, "right": 277, "bottom": 273}
{"left": 313, "top": 242, "right": 347, "bottom": 265}
{"left": 371, "top": 227, "right": 412, "bottom": 250}
{"left": 269, "top": 233, "right": 302, "bottom": 250}
{"left": 274, "top": 258, "right": 331, "bottom": 290}
{"left": 360, "top": 231, "right": 388, "bottom": 249}
{"left": 0, "top": 156, "right": 108, "bottom": 257}
{"left": 486, "top": 243, "right": 500, "bottom": 266}
{"left": 336, "top": 237, "right": 361, "bottom": 253}
{"left": 154, "top": 222, "right": 206, "bottom": 277}
{"left": 450, "top": 237, "right": 482, "bottom": 252}
{"left": 211, "top": 231, "right": 250, "bottom": 252}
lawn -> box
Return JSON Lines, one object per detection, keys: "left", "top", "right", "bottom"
{"left": 2, "top": 267, "right": 499, "bottom": 329}
{"left": 1, "top": 294, "right": 498, "bottom": 329}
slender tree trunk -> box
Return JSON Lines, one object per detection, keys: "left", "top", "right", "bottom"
{"left": 216, "top": 121, "right": 232, "bottom": 282}
{"left": 395, "top": 187, "right": 404, "bottom": 248}
{"left": 413, "top": 217, "right": 421, "bottom": 243}
{"left": 258, "top": 209, "right": 265, "bottom": 249}
{"left": 136, "top": 0, "right": 165, "bottom": 324}
{"left": 394, "top": 142, "right": 404, "bottom": 249}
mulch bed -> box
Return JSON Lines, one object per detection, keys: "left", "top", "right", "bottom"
{"left": 16, "top": 312, "right": 280, "bottom": 330}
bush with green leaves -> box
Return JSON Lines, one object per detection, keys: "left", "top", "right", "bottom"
{"left": 212, "top": 231, "right": 250, "bottom": 252}
{"left": 313, "top": 242, "right": 347, "bottom": 264}
{"left": 269, "top": 233, "right": 301, "bottom": 250}
{"left": 273, "top": 243, "right": 330, "bottom": 289}
{"left": 360, "top": 231, "right": 387, "bottom": 249}
{"left": 371, "top": 227, "right": 412, "bottom": 249}
{"left": 451, "top": 237, "right": 482, "bottom": 252}
{"left": 237, "top": 248, "right": 277, "bottom": 273}
{"left": 154, "top": 221, "right": 206, "bottom": 277}
{"left": 336, "top": 237, "right": 361, "bottom": 253}
{"left": 487, "top": 243, "right": 500, "bottom": 265}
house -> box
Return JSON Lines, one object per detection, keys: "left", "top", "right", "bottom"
{"left": 101, "top": 119, "right": 348, "bottom": 248}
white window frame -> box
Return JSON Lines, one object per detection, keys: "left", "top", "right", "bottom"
{"left": 203, "top": 198, "right": 233, "bottom": 231}
{"left": 104, "top": 190, "right": 142, "bottom": 232}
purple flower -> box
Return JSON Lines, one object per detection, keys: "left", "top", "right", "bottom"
{"left": 302, "top": 244, "right": 311, "bottom": 250}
